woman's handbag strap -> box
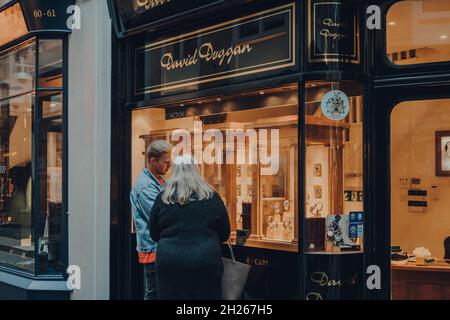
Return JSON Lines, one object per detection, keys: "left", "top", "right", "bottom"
{"left": 227, "top": 240, "right": 236, "bottom": 262}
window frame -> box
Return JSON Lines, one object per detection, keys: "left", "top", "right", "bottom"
{"left": 0, "top": 35, "right": 68, "bottom": 279}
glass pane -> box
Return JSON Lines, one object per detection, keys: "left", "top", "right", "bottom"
{"left": 0, "top": 1, "right": 14, "bottom": 7}
{"left": 304, "top": 82, "right": 364, "bottom": 300}
{"left": 391, "top": 99, "right": 450, "bottom": 300}
{"left": 0, "top": 40, "right": 35, "bottom": 99}
{"left": 0, "top": 93, "right": 33, "bottom": 273}
{"left": 305, "top": 82, "right": 364, "bottom": 254}
{"left": 37, "top": 91, "right": 63, "bottom": 274}
{"left": 131, "top": 84, "right": 299, "bottom": 252}
{"left": 387, "top": 0, "right": 450, "bottom": 65}
{"left": 38, "top": 40, "right": 63, "bottom": 89}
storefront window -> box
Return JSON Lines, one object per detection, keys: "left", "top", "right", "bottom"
{"left": 305, "top": 82, "right": 363, "bottom": 253}
{"left": 0, "top": 39, "right": 65, "bottom": 275}
{"left": 304, "top": 82, "right": 363, "bottom": 300}
{"left": 0, "top": 93, "right": 33, "bottom": 272}
{"left": 391, "top": 99, "right": 450, "bottom": 300}
{"left": 132, "top": 84, "right": 299, "bottom": 252}
{"left": 387, "top": 0, "right": 450, "bottom": 65}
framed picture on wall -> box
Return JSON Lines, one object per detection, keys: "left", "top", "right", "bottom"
{"left": 436, "top": 130, "right": 450, "bottom": 176}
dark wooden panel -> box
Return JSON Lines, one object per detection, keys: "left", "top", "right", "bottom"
{"left": 392, "top": 267, "right": 450, "bottom": 300}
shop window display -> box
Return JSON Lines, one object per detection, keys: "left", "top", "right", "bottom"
{"left": 304, "top": 82, "right": 364, "bottom": 253}
{"left": 390, "top": 99, "right": 450, "bottom": 300}
{"left": 132, "top": 84, "right": 299, "bottom": 252}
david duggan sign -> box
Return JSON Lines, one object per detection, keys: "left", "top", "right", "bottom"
{"left": 134, "top": 3, "right": 296, "bottom": 97}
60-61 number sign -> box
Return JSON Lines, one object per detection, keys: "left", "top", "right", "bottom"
{"left": 33, "top": 9, "right": 57, "bottom": 18}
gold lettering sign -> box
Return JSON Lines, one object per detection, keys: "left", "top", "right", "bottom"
{"left": 133, "top": 0, "right": 171, "bottom": 14}
{"left": 308, "top": 0, "right": 360, "bottom": 64}
{"left": 135, "top": 3, "right": 295, "bottom": 95}
{"left": 310, "top": 271, "right": 358, "bottom": 287}
{"left": 160, "top": 42, "right": 253, "bottom": 71}
{"left": 246, "top": 257, "right": 269, "bottom": 266}
{"left": 320, "top": 18, "right": 350, "bottom": 41}
{"left": 306, "top": 271, "right": 358, "bottom": 299}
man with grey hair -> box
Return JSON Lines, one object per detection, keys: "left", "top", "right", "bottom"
{"left": 130, "top": 140, "right": 172, "bottom": 300}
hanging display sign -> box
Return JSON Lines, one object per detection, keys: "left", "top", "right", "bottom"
{"left": 134, "top": 3, "right": 296, "bottom": 97}
{"left": 320, "top": 90, "right": 350, "bottom": 121}
{"left": 308, "top": 0, "right": 359, "bottom": 64}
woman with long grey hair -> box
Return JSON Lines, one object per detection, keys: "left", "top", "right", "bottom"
{"left": 149, "top": 154, "right": 230, "bottom": 300}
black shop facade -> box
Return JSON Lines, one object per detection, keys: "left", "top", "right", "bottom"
{"left": 108, "top": 0, "right": 450, "bottom": 300}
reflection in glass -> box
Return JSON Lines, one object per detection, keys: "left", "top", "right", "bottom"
{"left": 132, "top": 84, "right": 299, "bottom": 252}
{"left": 38, "top": 40, "right": 63, "bottom": 89}
{"left": 0, "top": 3, "right": 28, "bottom": 47}
{"left": 0, "top": 94, "right": 33, "bottom": 272}
{"left": 304, "top": 82, "right": 363, "bottom": 253}
{"left": 387, "top": 0, "right": 450, "bottom": 65}
{"left": 37, "top": 92, "right": 63, "bottom": 274}
{"left": 0, "top": 40, "right": 35, "bottom": 99}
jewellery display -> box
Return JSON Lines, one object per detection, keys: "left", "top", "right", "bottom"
{"left": 314, "top": 163, "right": 322, "bottom": 177}
{"left": 314, "top": 185, "right": 322, "bottom": 199}
{"left": 310, "top": 201, "right": 323, "bottom": 217}
{"left": 262, "top": 199, "right": 295, "bottom": 242}
{"left": 283, "top": 199, "right": 290, "bottom": 212}
{"left": 273, "top": 202, "right": 280, "bottom": 218}
{"left": 236, "top": 165, "right": 242, "bottom": 177}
